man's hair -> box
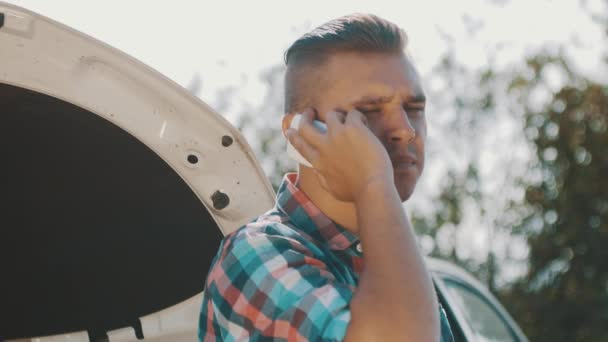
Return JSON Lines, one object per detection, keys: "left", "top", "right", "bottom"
{"left": 283, "top": 14, "right": 408, "bottom": 113}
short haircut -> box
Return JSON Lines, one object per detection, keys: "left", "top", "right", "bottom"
{"left": 283, "top": 14, "right": 408, "bottom": 113}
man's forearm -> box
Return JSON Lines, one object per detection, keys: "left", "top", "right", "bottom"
{"left": 345, "top": 180, "right": 440, "bottom": 341}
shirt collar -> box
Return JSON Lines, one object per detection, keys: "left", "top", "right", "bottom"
{"left": 275, "top": 173, "right": 359, "bottom": 251}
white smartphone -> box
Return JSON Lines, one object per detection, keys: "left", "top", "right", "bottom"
{"left": 286, "top": 114, "right": 327, "bottom": 167}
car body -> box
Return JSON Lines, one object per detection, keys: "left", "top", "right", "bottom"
{"left": 0, "top": 2, "right": 527, "bottom": 341}
{"left": 430, "top": 259, "right": 528, "bottom": 342}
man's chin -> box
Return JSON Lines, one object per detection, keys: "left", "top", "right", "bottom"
{"left": 396, "top": 186, "right": 415, "bottom": 202}
{"left": 394, "top": 172, "right": 419, "bottom": 202}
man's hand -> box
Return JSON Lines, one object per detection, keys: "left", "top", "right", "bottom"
{"left": 286, "top": 108, "right": 393, "bottom": 202}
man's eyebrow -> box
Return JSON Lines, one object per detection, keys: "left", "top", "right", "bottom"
{"left": 351, "top": 94, "right": 426, "bottom": 106}
{"left": 351, "top": 95, "right": 395, "bottom": 106}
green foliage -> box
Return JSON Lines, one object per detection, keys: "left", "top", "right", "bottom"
{"left": 499, "top": 59, "right": 608, "bottom": 341}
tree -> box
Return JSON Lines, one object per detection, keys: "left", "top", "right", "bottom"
{"left": 500, "top": 54, "right": 608, "bottom": 341}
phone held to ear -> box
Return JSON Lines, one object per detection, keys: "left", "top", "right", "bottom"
{"left": 286, "top": 114, "right": 327, "bottom": 167}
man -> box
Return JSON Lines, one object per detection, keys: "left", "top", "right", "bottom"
{"left": 199, "top": 14, "right": 455, "bottom": 341}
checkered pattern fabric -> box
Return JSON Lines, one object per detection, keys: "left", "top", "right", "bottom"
{"left": 199, "top": 173, "right": 454, "bottom": 341}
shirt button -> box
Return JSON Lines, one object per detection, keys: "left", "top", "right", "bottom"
{"left": 356, "top": 243, "right": 363, "bottom": 253}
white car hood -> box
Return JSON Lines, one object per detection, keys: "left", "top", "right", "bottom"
{"left": 0, "top": 2, "right": 275, "bottom": 341}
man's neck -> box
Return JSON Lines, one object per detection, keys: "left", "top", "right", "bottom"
{"left": 295, "top": 168, "right": 359, "bottom": 234}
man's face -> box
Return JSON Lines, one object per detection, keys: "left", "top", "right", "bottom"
{"left": 313, "top": 51, "right": 427, "bottom": 201}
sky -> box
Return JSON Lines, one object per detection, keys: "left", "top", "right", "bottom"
{"left": 6, "top": 0, "right": 607, "bottom": 117}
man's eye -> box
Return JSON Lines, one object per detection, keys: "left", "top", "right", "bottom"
{"left": 405, "top": 107, "right": 425, "bottom": 116}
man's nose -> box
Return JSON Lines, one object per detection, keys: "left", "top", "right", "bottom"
{"left": 386, "top": 109, "right": 416, "bottom": 144}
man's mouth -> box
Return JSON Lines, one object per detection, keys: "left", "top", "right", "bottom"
{"left": 390, "top": 155, "right": 418, "bottom": 169}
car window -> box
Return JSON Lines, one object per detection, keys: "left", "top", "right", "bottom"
{"left": 443, "top": 278, "right": 517, "bottom": 342}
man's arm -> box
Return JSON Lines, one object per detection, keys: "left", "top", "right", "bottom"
{"left": 288, "top": 109, "right": 440, "bottom": 341}
{"left": 345, "top": 180, "right": 439, "bottom": 341}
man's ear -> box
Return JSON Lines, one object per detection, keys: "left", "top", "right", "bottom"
{"left": 281, "top": 113, "right": 297, "bottom": 138}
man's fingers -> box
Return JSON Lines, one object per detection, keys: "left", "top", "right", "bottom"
{"left": 325, "top": 110, "right": 346, "bottom": 130}
{"left": 345, "top": 109, "right": 368, "bottom": 127}
{"left": 346, "top": 109, "right": 365, "bottom": 123}
{"left": 298, "top": 108, "right": 325, "bottom": 147}
{"left": 298, "top": 108, "right": 317, "bottom": 126}
{"left": 286, "top": 128, "right": 320, "bottom": 166}
{"left": 301, "top": 107, "right": 316, "bottom": 120}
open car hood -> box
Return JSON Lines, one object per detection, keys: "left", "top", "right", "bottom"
{"left": 0, "top": 2, "right": 275, "bottom": 341}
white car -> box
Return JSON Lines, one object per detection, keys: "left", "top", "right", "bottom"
{"left": 0, "top": 3, "right": 527, "bottom": 341}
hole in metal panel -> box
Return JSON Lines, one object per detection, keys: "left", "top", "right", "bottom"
{"left": 187, "top": 154, "right": 199, "bottom": 164}
{"left": 221, "top": 135, "right": 233, "bottom": 147}
{"left": 211, "top": 190, "right": 230, "bottom": 210}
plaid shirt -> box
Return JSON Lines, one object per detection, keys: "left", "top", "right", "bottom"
{"left": 199, "top": 173, "right": 454, "bottom": 341}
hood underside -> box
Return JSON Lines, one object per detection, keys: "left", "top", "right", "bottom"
{"left": 0, "top": 82, "right": 223, "bottom": 339}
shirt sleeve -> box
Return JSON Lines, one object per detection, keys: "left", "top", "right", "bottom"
{"left": 203, "top": 227, "right": 355, "bottom": 341}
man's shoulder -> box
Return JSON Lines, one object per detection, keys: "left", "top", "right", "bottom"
{"left": 204, "top": 209, "right": 324, "bottom": 288}
{"left": 219, "top": 209, "right": 318, "bottom": 260}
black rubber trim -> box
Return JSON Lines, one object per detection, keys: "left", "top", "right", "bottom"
{"left": 0, "top": 13, "right": 5, "bottom": 29}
